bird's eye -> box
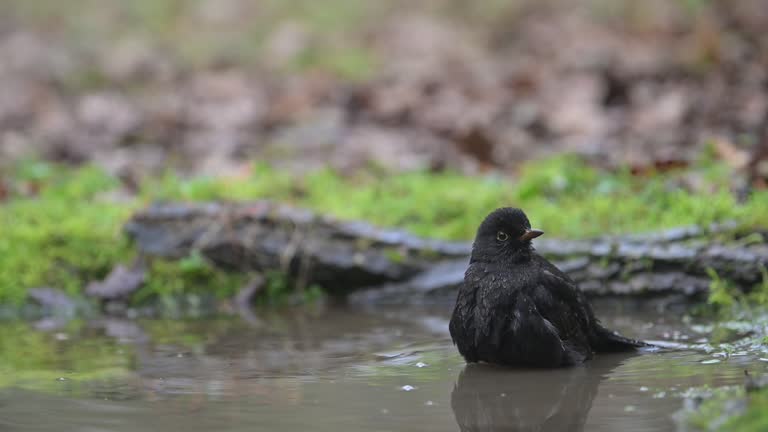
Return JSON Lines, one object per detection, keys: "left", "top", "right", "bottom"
{"left": 496, "top": 231, "right": 509, "bottom": 242}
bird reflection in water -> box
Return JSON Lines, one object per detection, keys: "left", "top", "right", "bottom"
{"left": 451, "top": 353, "right": 634, "bottom": 432}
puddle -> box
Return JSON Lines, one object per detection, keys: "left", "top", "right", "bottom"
{"left": 0, "top": 302, "right": 764, "bottom": 431}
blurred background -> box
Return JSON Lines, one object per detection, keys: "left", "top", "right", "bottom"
{"left": 2, "top": 0, "right": 766, "bottom": 182}
{"left": 2, "top": 0, "right": 768, "bottom": 301}
{"left": 2, "top": 4, "right": 768, "bottom": 430}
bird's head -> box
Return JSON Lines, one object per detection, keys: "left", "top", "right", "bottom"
{"left": 470, "top": 207, "right": 544, "bottom": 263}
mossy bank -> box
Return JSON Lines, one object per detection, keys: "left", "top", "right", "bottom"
{"left": 2, "top": 154, "right": 767, "bottom": 308}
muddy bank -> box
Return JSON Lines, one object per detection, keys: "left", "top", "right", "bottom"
{"left": 125, "top": 201, "right": 768, "bottom": 304}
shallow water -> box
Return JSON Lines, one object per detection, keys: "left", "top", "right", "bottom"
{"left": 0, "top": 301, "right": 764, "bottom": 432}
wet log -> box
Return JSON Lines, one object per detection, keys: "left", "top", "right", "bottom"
{"left": 125, "top": 201, "right": 768, "bottom": 302}
{"left": 125, "top": 201, "right": 469, "bottom": 292}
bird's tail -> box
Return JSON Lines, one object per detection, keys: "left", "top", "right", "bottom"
{"left": 591, "top": 324, "right": 651, "bottom": 352}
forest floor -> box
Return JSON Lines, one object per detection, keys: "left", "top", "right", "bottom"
{"left": 1, "top": 0, "right": 767, "bottom": 182}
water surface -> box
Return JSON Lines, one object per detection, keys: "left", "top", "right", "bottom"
{"left": 0, "top": 301, "right": 762, "bottom": 431}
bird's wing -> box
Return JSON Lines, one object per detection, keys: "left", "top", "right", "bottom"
{"left": 531, "top": 268, "right": 594, "bottom": 356}
{"left": 534, "top": 255, "right": 597, "bottom": 327}
{"left": 537, "top": 259, "right": 648, "bottom": 352}
{"left": 482, "top": 275, "right": 588, "bottom": 366}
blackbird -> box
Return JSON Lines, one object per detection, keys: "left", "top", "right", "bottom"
{"left": 449, "top": 208, "right": 647, "bottom": 367}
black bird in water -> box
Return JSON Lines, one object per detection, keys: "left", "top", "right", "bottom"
{"left": 449, "top": 208, "right": 647, "bottom": 367}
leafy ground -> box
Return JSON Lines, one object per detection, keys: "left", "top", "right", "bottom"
{"left": 1, "top": 0, "right": 767, "bottom": 180}
{"left": 2, "top": 153, "right": 767, "bottom": 305}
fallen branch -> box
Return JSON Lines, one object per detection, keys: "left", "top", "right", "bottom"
{"left": 125, "top": 201, "right": 768, "bottom": 303}
{"left": 125, "top": 201, "right": 469, "bottom": 293}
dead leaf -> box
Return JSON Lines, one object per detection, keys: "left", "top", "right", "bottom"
{"left": 714, "top": 138, "right": 750, "bottom": 170}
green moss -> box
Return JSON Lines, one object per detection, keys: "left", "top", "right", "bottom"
{"left": 271, "top": 156, "right": 767, "bottom": 240}
{"left": 684, "top": 386, "right": 742, "bottom": 430}
{"left": 749, "top": 266, "right": 768, "bottom": 306}
{"left": 0, "top": 163, "right": 134, "bottom": 304}
{"left": 3, "top": 155, "right": 768, "bottom": 306}
{"left": 703, "top": 266, "right": 768, "bottom": 318}
{"left": 132, "top": 254, "right": 248, "bottom": 306}
{"left": 383, "top": 249, "right": 406, "bottom": 263}
{"left": 724, "top": 389, "right": 768, "bottom": 432}
{"left": 0, "top": 163, "right": 252, "bottom": 306}
{"left": 255, "top": 271, "right": 324, "bottom": 306}
{"left": 303, "top": 284, "right": 326, "bottom": 303}
{"left": 707, "top": 268, "right": 740, "bottom": 310}
{"left": 685, "top": 385, "right": 768, "bottom": 432}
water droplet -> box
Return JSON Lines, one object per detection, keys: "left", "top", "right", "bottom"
{"left": 652, "top": 391, "right": 667, "bottom": 399}
{"left": 54, "top": 333, "right": 68, "bottom": 341}
{"left": 701, "top": 359, "right": 721, "bottom": 364}
{"left": 425, "top": 400, "right": 434, "bottom": 406}
{"left": 624, "top": 405, "right": 636, "bottom": 412}
{"left": 415, "top": 362, "right": 428, "bottom": 368}
{"left": 177, "top": 353, "right": 184, "bottom": 358}
{"left": 380, "top": 408, "right": 389, "bottom": 414}
{"left": 57, "top": 377, "right": 68, "bottom": 381}
{"left": 500, "top": 393, "right": 506, "bottom": 397}
{"left": 639, "top": 386, "right": 649, "bottom": 392}
{"left": 401, "top": 385, "right": 416, "bottom": 391}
